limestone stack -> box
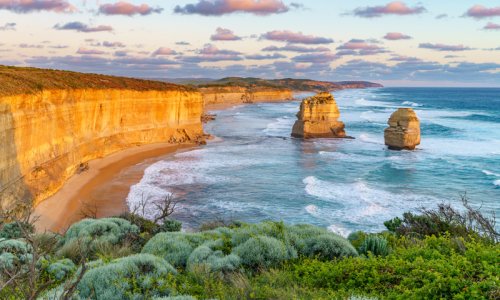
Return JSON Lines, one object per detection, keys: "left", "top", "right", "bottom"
{"left": 291, "top": 92, "right": 346, "bottom": 138}
{"left": 384, "top": 108, "right": 421, "bottom": 150}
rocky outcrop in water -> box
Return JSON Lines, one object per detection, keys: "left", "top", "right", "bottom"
{"left": 384, "top": 108, "right": 421, "bottom": 150}
{"left": 291, "top": 92, "right": 347, "bottom": 138}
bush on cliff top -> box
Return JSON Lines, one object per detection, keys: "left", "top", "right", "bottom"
{"left": 76, "top": 254, "right": 177, "bottom": 300}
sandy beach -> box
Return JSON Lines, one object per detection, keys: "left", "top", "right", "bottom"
{"left": 34, "top": 142, "right": 198, "bottom": 233}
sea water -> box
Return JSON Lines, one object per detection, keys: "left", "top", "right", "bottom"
{"left": 127, "top": 88, "right": 500, "bottom": 235}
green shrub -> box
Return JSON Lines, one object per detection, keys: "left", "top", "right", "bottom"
{"left": 187, "top": 245, "right": 241, "bottom": 273}
{"left": 76, "top": 254, "right": 177, "bottom": 300}
{"left": 142, "top": 232, "right": 209, "bottom": 267}
{"left": 347, "top": 231, "right": 369, "bottom": 250}
{"left": 292, "top": 235, "right": 499, "bottom": 299}
{"left": 45, "top": 258, "right": 75, "bottom": 281}
{"left": 57, "top": 218, "right": 139, "bottom": 260}
{"left": 154, "top": 296, "right": 196, "bottom": 300}
{"left": 158, "top": 219, "right": 182, "bottom": 233}
{"left": 117, "top": 212, "right": 158, "bottom": 235}
{"left": 0, "top": 239, "right": 32, "bottom": 272}
{"left": 0, "top": 222, "right": 34, "bottom": 239}
{"left": 359, "top": 235, "right": 390, "bottom": 257}
{"left": 233, "top": 235, "right": 295, "bottom": 268}
{"left": 303, "top": 234, "right": 358, "bottom": 260}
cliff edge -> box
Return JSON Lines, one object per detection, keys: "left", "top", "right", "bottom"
{"left": 0, "top": 66, "right": 204, "bottom": 212}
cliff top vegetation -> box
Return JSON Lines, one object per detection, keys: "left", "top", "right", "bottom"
{"left": 0, "top": 65, "right": 193, "bottom": 97}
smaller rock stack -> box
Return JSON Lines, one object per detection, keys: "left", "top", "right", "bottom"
{"left": 291, "top": 92, "right": 347, "bottom": 138}
{"left": 384, "top": 108, "right": 421, "bottom": 150}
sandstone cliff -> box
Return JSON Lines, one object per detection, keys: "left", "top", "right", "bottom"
{"left": 200, "top": 86, "right": 293, "bottom": 106}
{"left": 384, "top": 108, "right": 421, "bottom": 150}
{"left": 0, "top": 88, "right": 204, "bottom": 212}
{"left": 291, "top": 92, "right": 347, "bottom": 138}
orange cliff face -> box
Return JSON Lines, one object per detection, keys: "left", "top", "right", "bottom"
{"left": 0, "top": 88, "right": 204, "bottom": 211}
{"left": 200, "top": 86, "right": 293, "bottom": 106}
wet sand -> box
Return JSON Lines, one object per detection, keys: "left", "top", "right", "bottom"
{"left": 34, "top": 142, "right": 198, "bottom": 233}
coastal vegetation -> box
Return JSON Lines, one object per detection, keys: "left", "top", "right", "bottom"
{"left": 0, "top": 199, "right": 497, "bottom": 299}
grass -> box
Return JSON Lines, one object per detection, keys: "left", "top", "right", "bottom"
{"left": 0, "top": 65, "right": 193, "bottom": 97}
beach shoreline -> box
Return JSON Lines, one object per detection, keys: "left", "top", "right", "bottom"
{"left": 34, "top": 142, "right": 199, "bottom": 233}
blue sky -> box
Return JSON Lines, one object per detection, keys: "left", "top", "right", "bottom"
{"left": 0, "top": 0, "right": 499, "bottom": 86}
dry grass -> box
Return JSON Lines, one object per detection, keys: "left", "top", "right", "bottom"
{"left": 0, "top": 65, "right": 193, "bottom": 97}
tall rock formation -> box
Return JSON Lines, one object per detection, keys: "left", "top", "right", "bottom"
{"left": 384, "top": 108, "right": 421, "bottom": 150}
{"left": 0, "top": 89, "right": 204, "bottom": 212}
{"left": 291, "top": 92, "right": 347, "bottom": 138}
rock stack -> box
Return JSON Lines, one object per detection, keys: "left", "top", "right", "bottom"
{"left": 291, "top": 92, "right": 347, "bottom": 138}
{"left": 384, "top": 108, "right": 421, "bottom": 150}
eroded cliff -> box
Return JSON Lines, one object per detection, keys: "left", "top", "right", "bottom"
{"left": 291, "top": 92, "right": 347, "bottom": 138}
{"left": 200, "top": 86, "right": 293, "bottom": 106}
{"left": 0, "top": 88, "right": 204, "bottom": 212}
{"left": 384, "top": 108, "right": 421, "bottom": 150}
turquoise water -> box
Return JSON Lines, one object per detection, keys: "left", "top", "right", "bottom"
{"left": 127, "top": 88, "right": 500, "bottom": 235}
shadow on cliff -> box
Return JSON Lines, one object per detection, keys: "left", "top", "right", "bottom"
{"left": 0, "top": 103, "right": 33, "bottom": 217}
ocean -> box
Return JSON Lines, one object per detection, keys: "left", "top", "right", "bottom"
{"left": 127, "top": 88, "right": 500, "bottom": 236}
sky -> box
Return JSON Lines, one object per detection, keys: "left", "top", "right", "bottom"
{"left": 0, "top": 0, "right": 499, "bottom": 86}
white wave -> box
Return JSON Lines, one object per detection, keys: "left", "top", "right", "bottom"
{"left": 305, "top": 204, "right": 319, "bottom": 215}
{"left": 359, "top": 133, "right": 384, "bottom": 145}
{"left": 327, "top": 224, "right": 351, "bottom": 238}
{"left": 402, "top": 101, "right": 422, "bottom": 107}
{"left": 483, "top": 170, "right": 500, "bottom": 177}
{"left": 263, "top": 116, "right": 295, "bottom": 136}
{"left": 354, "top": 98, "right": 394, "bottom": 108}
{"left": 303, "top": 176, "right": 437, "bottom": 227}
{"left": 494, "top": 180, "right": 500, "bottom": 187}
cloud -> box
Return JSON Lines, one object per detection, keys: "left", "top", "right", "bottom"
{"left": 49, "top": 44, "right": 69, "bottom": 49}
{"left": 0, "top": 22, "right": 16, "bottom": 30}
{"left": 419, "top": 43, "right": 472, "bottom": 52}
{"left": 152, "top": 47, "right": 178, "bottom": 56}
{"left": 484, "top": 22, "right": 500, "bottom": 30}
{"left": 91, "top": 41, "right": 126, "bottom": 48}
{"left": 0, "top": 0, "right": 75, "bottom": 13}
{"left": 464, "top": 5, "right": 500, "bottom": 19}
{"left": 176, "top": 41, "right": 191, "bottom": 46}
{"left": 261, "top": 30, "right": 333, "bottom": 44}
{"left": 54, "top": 22, "right": 113, "bottom": 33}
{"left": 210, "top": 27, "right": 242, "bottom": 41}
{"left": 383, "top": 32, "right": 412, "bottom": 40}
{"left": 174, "top": 0, "right": 291, "bottom": 16}
{"left": 99, "top": 1, "right": 163, "bottom": 16}
{"left": 291, "top": 52, "right": 336, "bottom": 63}
{"left": 262, "top": 44, "right": 330, "bottom": 53}
{"left": 389, "top": 55, "right": 422, "bottom": 62}
{"left": 245, "top": 53, "right": 287, "bottom": 60}
{"left": 19, "top": 43, "right": 43, "bottom": 49}
{"left": 77, "top": 48, "right": 106, "bottom": 55}
{"left": 336, "top": 39, "right": 388, "bottom": 56}
{"left": 178, "top": 43, "right": 243, "bottom": 62}
{"left": 435, "top": 14, "right": 448, "bottom": 19}
{"left": 114, "top": 51, "right": 128, "bottom": 57}
{"left": 352, "top": 1, "right": 426, "bottom": 18}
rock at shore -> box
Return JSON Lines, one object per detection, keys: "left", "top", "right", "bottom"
{"left": 291, "top": 92, "right": 347, "bottom": 138}
{"left": 384, "top": 108, "right": 421, "bottom": 150}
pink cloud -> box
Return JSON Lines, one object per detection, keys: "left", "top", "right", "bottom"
{"left": 384, "top": 32, "right": 412, "bottom": 40}
{"left": 261, "top": 30, "right": 333, "bottom": 44}
{"left": 54, "top": 22, "right": 113, "bottom": 33}
{"left": 174, "top": 0, "right": 290, "bottom": 16}
{"left": 484, "top": 22, "right": 500, "bottom": 30}
{"left": 99, "top": 1, "right": 163, "bottom": 16}
{"left": 77, "top": 48, "right": 106, "bottom": 55}
{"left": 0, "top": 0, "right": 75, "bottom": 13}
{"left": 152, "top": 47, "right": 178, "bottom": 56}
{"left": 465, "top": 5, "right": 500, "bottom": 19}
{"left": 337, "top": 39, "right": 388, "bottom": 56}
{"left": 419, "top": 43, "right": 472, "bottom": 52}
{"left": 353, "top": 1, "right": 426, "bottom": 18}
{"left": 211, "top": 27, "right": 242, "bottom": 41}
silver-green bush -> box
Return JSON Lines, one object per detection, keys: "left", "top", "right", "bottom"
{"left": 303, "top": 234, "right": 358, "bottom": 260}
{"left": 142, "top": 232, "right": 208, "bottom": 267}
{"left": 233, "top": 235, "right": 295, "bottom": 268}
{"left": 359, "top": 235, "right": 390, "bottom": 257}
{"left": 0, "top": 238, "right": 32, "bottom": 272}
{"left": 76, "top": 254, "right": 176, "bottom": 300}
{"left": 187, "top": 244, "right": 240, "bottom": 273}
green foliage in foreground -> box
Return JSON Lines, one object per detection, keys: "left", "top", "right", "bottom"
{"left": 1, "top": 206, "right": 498, "bottom": 300}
